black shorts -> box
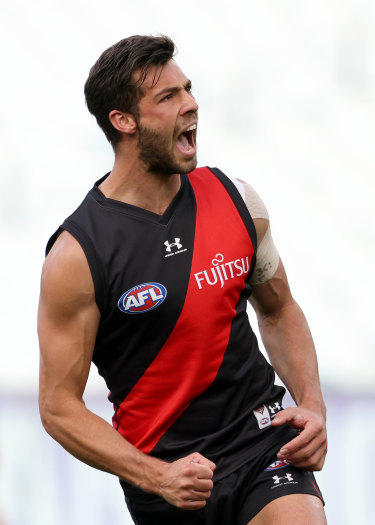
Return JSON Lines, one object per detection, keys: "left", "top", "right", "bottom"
{"left": 123, "top": 457, "right": 324, "bottom": 525}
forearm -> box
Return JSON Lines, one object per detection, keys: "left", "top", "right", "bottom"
{"left": 39, "top": 394, "right": 167, "bottom": 494}
{"left": 40, "top": 394, "right": 216, "bottom": 509}
{"left": 258, "top": 298, "right": 326, "bottom": 417}
{"left": 250, "top": 255, "right": 327, "bottom": 470}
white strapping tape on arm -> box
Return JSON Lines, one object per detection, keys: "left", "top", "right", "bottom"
{"left": 231, "top": 178, "right": 279, "bottom": 285}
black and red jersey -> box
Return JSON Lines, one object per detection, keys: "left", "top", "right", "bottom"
{"left": 47, "top": 167, "right": 289, "bottom": 480}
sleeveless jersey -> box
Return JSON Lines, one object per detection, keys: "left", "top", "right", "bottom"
{"left": 47, "top": 167, "right": 287, "bottom": 480}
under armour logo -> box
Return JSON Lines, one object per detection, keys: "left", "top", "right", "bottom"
{"left": 272, "top": 473, "right": 294, "bottom": 484}
{"left": 164, "top": 238, "right": 183, "bottom": 252}
{"left": 268, "top": 402, "right": 281, "bottom": 414}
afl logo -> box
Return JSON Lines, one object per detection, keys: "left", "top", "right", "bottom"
{"left": 264, "top": 460, "right": 290, "bottom": 471}
{"left": 118, "top": 283, "right": 167, "bottom": 314}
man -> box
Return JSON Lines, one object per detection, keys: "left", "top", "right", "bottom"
{"left": 38, "top": 35, "right": 327, "bottom": 524}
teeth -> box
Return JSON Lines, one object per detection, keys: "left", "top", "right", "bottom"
{"left": 185, "top": 124, "right": 197, "bottom": 132}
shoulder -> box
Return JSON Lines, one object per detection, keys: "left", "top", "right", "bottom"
{"left": 230, "top": 178, "right": 269, "bottom": 220}
{"left": 226, "top": 178, "right": 281, "bottom": 285}
{"left": 202, "top": 168, "right": 269, "bottom": 222}
{"left": 41, "top": 230, "right": 95, "bottom": 314}
{"left": 227, "top": 177, "right": 270, "bottom": 246}
{"left": 44, "top": 230, "right": 90, "bottom": 275}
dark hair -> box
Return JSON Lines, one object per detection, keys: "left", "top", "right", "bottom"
{"left": 84, "top": 35, "right": 176, "bottom": 146}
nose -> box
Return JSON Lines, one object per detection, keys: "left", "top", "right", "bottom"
{"left": 181, "top": 90, "right": 199, "bottom": 115}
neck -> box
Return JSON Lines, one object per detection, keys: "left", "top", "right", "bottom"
{"left": 99, "top": 149, "right": 181, "bottom": 216}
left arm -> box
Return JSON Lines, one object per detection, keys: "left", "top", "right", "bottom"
{"left": 249, "top": 224, "right": 327, "bottom": 471}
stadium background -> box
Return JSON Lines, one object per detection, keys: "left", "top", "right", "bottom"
{"left": 1, "top": 1, "right": 374, "bottom": 523}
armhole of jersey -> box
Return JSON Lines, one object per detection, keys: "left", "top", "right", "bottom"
{"left": 46, "top": 221, "right": 106, "bottom": 313}
{"left": 46, "top": 227, "right": 63, "bottom": 256}
{"left": 208, "top": 167, "right": 258, "bottom": 278}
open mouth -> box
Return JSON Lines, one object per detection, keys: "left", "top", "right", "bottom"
{"left": 176, "top": 123, "right": 197, "bottom": 156}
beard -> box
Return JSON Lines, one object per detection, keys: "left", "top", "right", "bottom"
{"left": 137, "top": 123, "right": 197, "bottom": 176}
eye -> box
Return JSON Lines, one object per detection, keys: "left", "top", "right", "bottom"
{"left": 161, "top": 93, "right": 173, "bottom": 102}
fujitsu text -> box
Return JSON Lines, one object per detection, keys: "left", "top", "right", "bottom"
{"left": 194, "top": 253, "right": 250, "bottom": 290}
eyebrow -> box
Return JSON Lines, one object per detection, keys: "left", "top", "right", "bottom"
{"left": 154, "top": 79, "right": 192, "bottom": 100}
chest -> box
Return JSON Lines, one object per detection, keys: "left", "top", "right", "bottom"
{"left": 101, "top": 172, "right": 254, "bottom": 324}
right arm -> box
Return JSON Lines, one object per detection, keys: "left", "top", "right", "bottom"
{"left": 38, "top": 230, "right": 215, "bottom": 509}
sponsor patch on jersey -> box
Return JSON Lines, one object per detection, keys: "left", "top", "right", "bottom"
{"left": 253, "top": 404, "right": 271, "bottom": 429}
{"left": 264, "top": 460, "right": 290, "bottom": 471}
{"left": 118, "top": 283, "right": 167, "bottom": 314}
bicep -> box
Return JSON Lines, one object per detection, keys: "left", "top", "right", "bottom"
{"left": 38, "top": 294, "right": 100, "bottom": 402}
{"left": 233, "top": 179, "right": 293, "bottom": 316}
{"left": 249, "top": 258, "right": 294, "bottom": 319}
{"left": 233, "top": 179, "right": 280, "bottom": 285}
{"left": 38, "top": 232, "right": 100, "bottom": 404}
{"left": 251, "top": 218, "right": 280, "bottom": 286}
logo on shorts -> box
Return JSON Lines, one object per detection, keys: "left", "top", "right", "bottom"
{"left": 270, "top": 472, "right": 299, "bottom": 490}
{"left": 272, "top": 473, "right": 294, "bottom": 485}
{"left": 268, "top": 402, "right": 281, "bottom": 415}
{"left": 265, "top": 460, "right": 290, "bottom": 471}
{"left": 253, "top": 405, "right": 271, "bottom": 429}
{"left": 118, "top": 283, "right": 167, "bottom": 314}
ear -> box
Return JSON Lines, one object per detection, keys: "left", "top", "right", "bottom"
{"left": 109, "top": 110, "right": 137, "bottom": 135}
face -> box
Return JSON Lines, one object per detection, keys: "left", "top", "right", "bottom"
{"left": 135, "top": 60, "right": 199, "bottom": 175}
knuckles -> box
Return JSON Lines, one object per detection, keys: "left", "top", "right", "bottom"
{"left": 159, "top": 453, "right": 216, "bottom": 509}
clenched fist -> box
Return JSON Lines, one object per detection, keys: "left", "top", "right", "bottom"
{"left": 157, "top": 452, "right": 216, "bottom": 510}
